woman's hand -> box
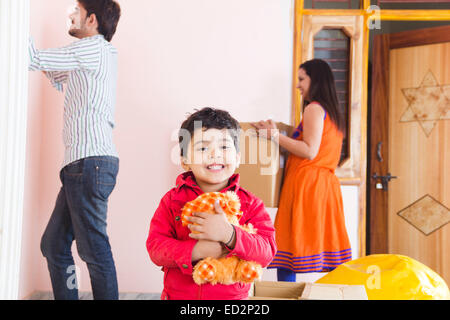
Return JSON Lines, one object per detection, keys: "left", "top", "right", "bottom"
{"left": 251, "top": 120, "right": 278, "bottom": 140}
{"left": 187, "top": 201, "right": 235, "bottom": 244}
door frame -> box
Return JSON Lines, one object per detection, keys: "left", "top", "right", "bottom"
{"left": 369, "top": 25, "right": 450, "bottom": 254}
{"left": 0, "top": 0, "right": 30, "bottom": 299}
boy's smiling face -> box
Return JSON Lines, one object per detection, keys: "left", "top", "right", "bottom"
{"left": 182, "top": 128, "right": 240, "bottom": 193}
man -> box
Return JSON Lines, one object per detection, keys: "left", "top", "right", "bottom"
{"left": 29, "top": 0, "right": 121, "bottom": 300}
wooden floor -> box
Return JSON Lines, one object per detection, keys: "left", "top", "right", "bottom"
{"left": 25, "top": 291, "right": 161, "bottom": 300}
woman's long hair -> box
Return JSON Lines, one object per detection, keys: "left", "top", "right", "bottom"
{"left": 300, "top": 59, "right": 344, "bottom": 133}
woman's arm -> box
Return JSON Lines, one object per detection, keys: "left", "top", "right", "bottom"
{"left": 252, "top": 103, "right": 325, "bottom": 160}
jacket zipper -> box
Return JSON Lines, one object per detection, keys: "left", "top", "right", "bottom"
{"left": 197, "top": 285, "right": 202, "bottom": 300}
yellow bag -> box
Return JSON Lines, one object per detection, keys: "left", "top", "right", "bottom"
{"left": 315, "top": 254, "right": 450, "bottom": 300}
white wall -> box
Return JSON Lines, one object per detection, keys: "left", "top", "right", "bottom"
{"left": 20, "top": 0, "right": 361, "bottom": 297}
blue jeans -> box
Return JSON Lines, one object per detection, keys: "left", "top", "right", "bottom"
{"left": 40, "top": 156, "right": 119, "bottom": 300}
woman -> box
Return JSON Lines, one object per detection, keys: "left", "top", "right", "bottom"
{"left": 252, "top": 59, "right": 351, "bottom": 282}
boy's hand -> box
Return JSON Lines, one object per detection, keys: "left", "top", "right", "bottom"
{"left": 187, "top": 200, "right": 235, "bottom": 245}
{"left": 191, "top": 240, "right": 226, "bottom": 262}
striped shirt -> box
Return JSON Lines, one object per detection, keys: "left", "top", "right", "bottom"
{"left": 29, "top": 34, "right": 119, "bottom": 168}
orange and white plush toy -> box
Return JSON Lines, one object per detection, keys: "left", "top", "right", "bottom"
{"left": 181, "top": 191, "right": 262, "bottom": 286}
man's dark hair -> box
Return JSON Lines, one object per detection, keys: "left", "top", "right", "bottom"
{"left": 179, "top": 108, "right": 241, "bottom": 158}
{"left": 78, "top": 0, "right": 121, "bottom": 42}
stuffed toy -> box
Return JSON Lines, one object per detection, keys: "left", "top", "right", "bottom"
{"left": 181, "top": 191, "right": 262, "bottom": 286}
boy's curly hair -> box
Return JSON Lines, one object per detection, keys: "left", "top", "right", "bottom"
{"left": 179, "top": 108, "right": 241, "bottom": 158}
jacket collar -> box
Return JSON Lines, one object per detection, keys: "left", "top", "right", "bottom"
{"left": 175, "top": 171, "right": 241, "bottom": 193}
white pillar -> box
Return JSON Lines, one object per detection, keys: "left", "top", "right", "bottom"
{"left": 0, "top": 0, "right": 30, "bottom": 300}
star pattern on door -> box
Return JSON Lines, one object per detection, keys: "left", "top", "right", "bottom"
{"left": 400, "top": 70, "right": 450, "bottom": 137}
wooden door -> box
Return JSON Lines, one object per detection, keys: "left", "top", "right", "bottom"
{"left": 370, "top": 26, "right": 450, "bottom": 285}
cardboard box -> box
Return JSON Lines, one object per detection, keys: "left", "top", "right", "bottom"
{"left": 249, "top": 281, "right": 368, "bottom": 300}
{"left": 236, "top": 122, "right": 295, "bottom": 208}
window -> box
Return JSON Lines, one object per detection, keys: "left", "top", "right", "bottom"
{"left": 314, "top": 29, "right": 351, "bottom": 164}
{"left": 374, "top": 0, "right": 450, "bottom": 10}
{"left": 304, "top": 0, "right": 362, "bottom": 9}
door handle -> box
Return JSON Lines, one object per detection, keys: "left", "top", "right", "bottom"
{"left": 376, "top": 142, "right": 383, "bottom": 162}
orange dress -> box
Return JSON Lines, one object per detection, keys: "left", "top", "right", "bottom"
{"left": 268, "top": 108, "right": 352, "bottom": 273}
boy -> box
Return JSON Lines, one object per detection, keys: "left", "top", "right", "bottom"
{"left": 146, "top": 108, "right": 276, "bottom": 300}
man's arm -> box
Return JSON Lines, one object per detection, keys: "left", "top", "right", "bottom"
{"left": 42, "top": 71, "right": 69, "bottom": 92}
{"left": 28, "top": 37, "right": 101, "bottom": 73}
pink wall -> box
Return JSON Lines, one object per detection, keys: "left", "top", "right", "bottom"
{"left": 20, "top": 0, "right": 294, "bottom": 298}
{"left": 20, "top": 0, "right": 72, "bottom": 298}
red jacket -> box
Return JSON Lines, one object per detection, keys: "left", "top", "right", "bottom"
{"left": 146, "top": 172, "right": 277, "bottom": 300}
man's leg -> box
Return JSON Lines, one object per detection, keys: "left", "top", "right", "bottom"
{"left": 41, "top": 183, "right": 79, "bottom": 300}
{"left": 64, "top": 157, "right": 119, "bottom": 300}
